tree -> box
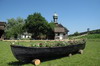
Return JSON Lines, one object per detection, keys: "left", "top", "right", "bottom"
{"left": 74, "top": 31, "right": 79, "bottom": 36}
{"left": 46, "top": 22, "right": 55, "bottom": 39}
{"left": 5, "top": 17, "right": 25, "bottom": 39}
{"left": 25, "top": 13, "right": 49, "bottom": 39}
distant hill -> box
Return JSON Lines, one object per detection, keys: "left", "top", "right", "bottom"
{"left": 77, "top": 34, "right": 100, "bottom": 39}
{"left": 69, "top": 29, "right": 100, "bottom": 36}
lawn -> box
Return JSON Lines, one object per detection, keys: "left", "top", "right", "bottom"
{"left": 0, "top": 39, "right": 100, "bottom": 66}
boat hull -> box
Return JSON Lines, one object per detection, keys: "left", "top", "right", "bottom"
{"left": 11, "top": 43, "right": 86, "bottom": 62}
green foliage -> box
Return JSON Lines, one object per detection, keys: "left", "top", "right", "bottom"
{"left": 46, "top": 22, "right": 56, "bottom": 39}
{"left": 86, "top": 34, "right": 100, "bottom": 39}
{"left": 48, "top": 22, "right": 56, "bottom": 30}
{"left": 25, "top": 13, "right": 49, "bottom": 39}
{"left": 77, "top": 34, "right": 100, "bottom": 39}
{"left": 69, "top": 29, "right": 100, "bottom": 37}
{"left": 89, "top": 29, "right": 100, "bottom": 34}
{"left": 5, "top": 17, "right": 25, "bottom": 39}
{"left": 12, "top": 40, "right": 85, "bottom": 47}
{"left": 30, "top": 41, "right": 70, "bottom": 47}
{"left": 73, "top": 31, "right": 79, "bottom": 36}
{"left": 5, "top": 12, "right": 57, "bottom": 39}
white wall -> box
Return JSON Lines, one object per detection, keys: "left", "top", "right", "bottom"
{"left": 59, "top": 33, "right": 63, "bottom": 40}
{"left": 21, "top": 35, "right": 31, "bottom": 39}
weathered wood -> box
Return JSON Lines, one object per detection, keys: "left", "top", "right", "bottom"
{"left": 68, "top": 53, "right": 72, "bottom": 57}
{"left": 0, "top": 22, "right": 5, "bottom": 40}
{"left": 10, "top": 42, "right": 86, "bottom": 62}
{"left": 79, "top": 50, "right": 83, "bottom": 54}
{"left": 32, "top": 59, "right": 41, "bottom": 65}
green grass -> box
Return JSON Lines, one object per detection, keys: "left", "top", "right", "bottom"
{"left": 0, "top": 39, "right": 100, "bottom": 66}
{"left": 75, "top": 34, "right": 100, "bottom": 39}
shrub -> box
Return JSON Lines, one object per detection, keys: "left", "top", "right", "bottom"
{"left": 11, "top": 39, "right": 86, "bottom": 47}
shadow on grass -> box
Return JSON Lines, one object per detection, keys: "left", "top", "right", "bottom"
{"left": 8, "top": 61, "right": 30, "bottom": 65}
{"left": 8, "top": 52, "right": 80, "bottom": 65}
{"left": 8, "top": 57, "right": 65, "bottom": 65}
{"left": 8, "top": 56, "right": 65, "bottom": 65}
{"left": 41, "top": 52, "right": 80, "bottom": 62}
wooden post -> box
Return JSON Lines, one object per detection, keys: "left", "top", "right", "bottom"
{"left": 79, "top": 50, "right": 83, "bottom": 54}
{"left": 32, "top": 59, "right": 41, "bottom": 65}
{"left": 68, "top": 53, "right": 72, "bottom": 57}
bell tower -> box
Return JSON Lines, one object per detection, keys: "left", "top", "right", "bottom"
{"left": 53, "top": 13, "right": 58, "bottom": 23}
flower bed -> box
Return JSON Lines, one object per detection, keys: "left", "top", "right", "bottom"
{"left": 11, "top": 39, "right": 86, "bottom": 47}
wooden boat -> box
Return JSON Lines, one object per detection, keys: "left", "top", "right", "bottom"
{"left": 10, "top": 41, "right": 86, "bottom": 64}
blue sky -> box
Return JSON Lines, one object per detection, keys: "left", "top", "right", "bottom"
{"left": 0, "top": 0, "right": 100, "bottom": 34}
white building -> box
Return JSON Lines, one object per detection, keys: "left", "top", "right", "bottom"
{"left": 21, "top": 32, "right": 32, "bottom": 39}
{"left": 53, "top": 13, "right": 69, "bottom": 40}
